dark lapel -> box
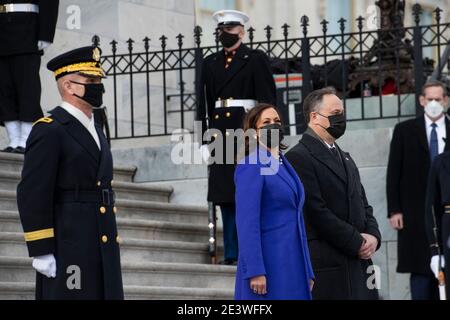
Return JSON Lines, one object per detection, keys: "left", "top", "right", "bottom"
{"left": 414, "top": 115, "right": 429, "bottom": 153}
{"left": 338, "top": 145, "right": 356, "bottom": 196}
{"left": 444, "top": 116, "right": 450, "bottom": 152}
{"left": 49, "top": 106, "right": 100, "bottom": 164}
{"left": 215, "top": 44, "right": 251, "bottom": 97}
{"left": 300, "top": 133, "right": 347, "bottom": 184}
{"left": 95, "top": 124, "right": 112, "bottom": 180}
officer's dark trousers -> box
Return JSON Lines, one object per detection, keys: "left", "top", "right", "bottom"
{"left": 220, "top": 204, "right": 238, "bottom": 261}
{"left": 410, "top": 273, "right": 439, "bottom": 300}
{"left": 0, "top": 53, "right": 43, "bottom": 122}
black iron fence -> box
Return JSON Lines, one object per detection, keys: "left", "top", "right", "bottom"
{"left": 94, "top": 4, "right": 450, "bottom": 139}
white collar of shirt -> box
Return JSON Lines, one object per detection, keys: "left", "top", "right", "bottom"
{"left": 424, "top": 113, "right": 445, "bottom": 129}
{"left": 61, "top": 101, "right": 92, "bottom": 129}
{"left": 60, "top": 101, "right": 101, "bottom": 149}
{"left": 424, "top": 114, "right": 446, "bottom": 154}
{"left": 323, "top": 140, "right": 336, "bottom": 149}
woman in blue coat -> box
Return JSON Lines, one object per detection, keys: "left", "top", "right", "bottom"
{"left": 234, "top": 103, "right": 314, "bottom": 300}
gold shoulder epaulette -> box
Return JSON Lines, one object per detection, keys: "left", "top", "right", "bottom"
{"left": 33, "top": 117, "right": 53, "bottom": 126}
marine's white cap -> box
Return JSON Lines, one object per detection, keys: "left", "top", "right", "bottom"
{"left": 212, "top": 10, "right": 249, "bottom": 27}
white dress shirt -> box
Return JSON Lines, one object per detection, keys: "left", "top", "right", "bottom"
{"left": 60, "top": 101, "right": 101, "bottom": 149}
{"left": 323, "top": 141, "right": 336, "bottom": 150}
{"left": 425, "top": 114, "right": 446, "bottom": 155}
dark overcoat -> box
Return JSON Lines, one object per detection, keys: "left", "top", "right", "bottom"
{"left": 286, "top": 133, "right": 381, "bottom": 300}
{"left": 387, "top": 116, "right": 450, "bottom": 274}
{"left": 0, "top": 0, "right": 59, "bottom": 56}
{"left": 17, "top": 106, "right": 123, "bottom": 300}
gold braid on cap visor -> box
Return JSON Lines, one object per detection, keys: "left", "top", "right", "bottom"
{"left": 54, "top": 62, "right": 105, "bottom": 77}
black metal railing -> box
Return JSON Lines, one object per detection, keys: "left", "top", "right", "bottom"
{"left": 94, "top": 3, "right": 450, "bottom": 139}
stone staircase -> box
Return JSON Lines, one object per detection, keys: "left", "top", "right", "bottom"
{"left": 0, "top": 152, "right": 235, "bottom": 299}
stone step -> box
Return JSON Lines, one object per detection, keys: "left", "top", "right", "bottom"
{"left": 0, "top": 256, "right": 236, "bottom": 289}
{"left": 0, "top": 282, "right": 233, "bottom": 300}
{"left": 0, "top": 191, "right": 207, "bottom": 225}
{"left": 0, "top": 152, "right": 136, "bottom": 182}
{"left": 112, "top": 199, "right": 208, "bottom": 225}
{"left": 0, "top": 232, "right": 222, "bottom": 264}
{"left": 0, "top": 211, "right": 223, "bottom": 245}
{"left": 0, "top": 171, "right": 172, "bottom": 202}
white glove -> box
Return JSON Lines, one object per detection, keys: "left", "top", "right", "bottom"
{"left": 200, "top": 144, "right": 211, "bottom": 163}
{"left": 32, "top": 254, "right": 56, "bottom": 278}
{"left": 430, "top": 255, "right": 445, "bottom": 279}
{"left": 37, "top": 40, "right": 51, "bottom": 51}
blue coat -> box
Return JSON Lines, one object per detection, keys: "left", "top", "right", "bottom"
{"left": 234, "top": 147, "right": 314, "bottom": 300}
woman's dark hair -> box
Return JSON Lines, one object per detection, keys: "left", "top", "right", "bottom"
{"left": 239, "top": 103, "right": 288, "bottom": 159}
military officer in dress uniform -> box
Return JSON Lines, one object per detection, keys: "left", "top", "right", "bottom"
{"left": 17, "top": 46, "right": 124, "bottom": 300}
{"left": 196, "top": 10, "right": 276, "bottom": 265}
{"left": 425, "top": 150, "right": 450, "bottom": 299}
{"left": 0, "top": 0, "right": 59, "bottom": 153}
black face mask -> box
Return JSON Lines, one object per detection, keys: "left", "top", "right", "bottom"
{"left": 318, "top": 112, "right": 346, "bottom": 139}
{"left": 71, "top": 81, "right": 105, "bottom": 109}
{"left": 258, "top": 123, "right": 284, "bottom": 148}
{"left": 219, "top": 30, "right": 240, "bottom": 48}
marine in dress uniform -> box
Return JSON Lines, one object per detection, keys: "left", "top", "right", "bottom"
{"left": 0, "top": 1, "right": 59, "bottom": 153}
{"left": 17, "top": 46, "right": 124, "bottom": 300}
{"left": 196, "top": 10, "right": 276, "bottom": 264}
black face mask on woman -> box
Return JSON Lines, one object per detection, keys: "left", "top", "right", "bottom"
{"left": 219, "top": 30, "right": 240, "bottom": 48}
{"left": 317, "top": 112, "right": 347, "bottom": 139}
{"left": 70, "top": 81, "right": 105, "bottom": 109}
{"left": 258, "top": 123, "right": 284, "bottom": 148}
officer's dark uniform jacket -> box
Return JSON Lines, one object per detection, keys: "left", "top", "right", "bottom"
{"left": 425, "top": 151, "right": 450, "bottom": 296}
{"left": 0, "top": 0, "right": 59, "bottom": 56}
{"left": 196, "top": 43, "right": 276, "bottom": 204}
{"left": 17, "top": 106, "right": 123, "bottom": 300}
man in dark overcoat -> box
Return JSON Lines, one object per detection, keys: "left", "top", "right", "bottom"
{"left": 286, "top": 87, "right": 381, "bottom": 299}
{"left": 387, "top": 80, "right": 449, "bottom": 299}
{"left": 17, "top": 46, "right": 123, "bottom": 300}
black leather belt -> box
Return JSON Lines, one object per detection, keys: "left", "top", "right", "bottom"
{"left": 56, "top": 189, "right": 116, "bottom": 206}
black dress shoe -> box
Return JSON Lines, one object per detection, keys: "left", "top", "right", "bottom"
{"left": 13, "top": 146, "right": 25, "bottom": 154}
{"left": 2, "top": 146, "right": 15, "bottom": 153}
{"left": 219, "top": 259, "right": 237, "bottom": 265}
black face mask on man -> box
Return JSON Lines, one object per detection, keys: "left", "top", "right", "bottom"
{"left": 317, "top": 112, "right": 347, "bottom": 139}
{"left": 70, "top": 81, "right": 105, "bottom": 109}
{"left": 258, "top": 123, "right": 284, "bottom": 148}
{"left": 219, "top": 30, "right": 240, "bottom": 48}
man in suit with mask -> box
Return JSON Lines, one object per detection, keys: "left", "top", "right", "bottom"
{"left": 286, "top": 87, "right": 381, "bottom": 299}
{"left": 387, "top": 80, "right": 450, "bottom": 300}
{"left": 196, "top": 9, "right": 276, "bottom": 265}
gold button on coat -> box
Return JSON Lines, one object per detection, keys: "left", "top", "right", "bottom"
{"left": 100, "top": 206, "right": 106, "bottom": 214}
{"left": 116, "top": 236, "right": 121, "bottom": 244}
{"left": 102, "top": 235, "right": 108, "bottom": 243}
{"left": 113, "top": 206, "right": 118, "bottom": 214}
{"left": 214, "top": 114, "right": 219, "bottom": 119}
{"left": 97, "top": 181, "right": 101, "bottom": 186}
{"left": 226, "top": 112, "right": 231, "bottom": 117}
